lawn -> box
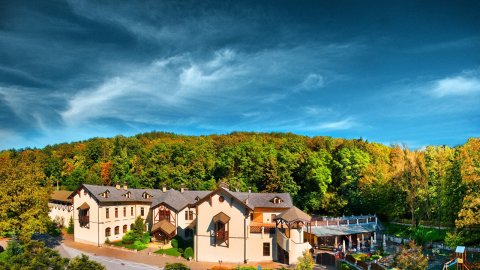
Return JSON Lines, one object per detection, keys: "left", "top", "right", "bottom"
{"left": 155, "top": 247, "right": 182, "bottom": 257}
{"left": 113, "top": 240, "right": 148, "bottom": 251}
{"left": 385, "top": 223, "right": 447, "bottom": 243}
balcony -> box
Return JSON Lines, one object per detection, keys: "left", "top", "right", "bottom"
{"left": 215, "top": 230, "right": 229, "bottom": 242}
{"left": 79, "top": 215, "right": 89, "bottom": 227}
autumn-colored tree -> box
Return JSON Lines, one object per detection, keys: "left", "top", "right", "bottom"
{"left": 394, "top": 241, "right": 428, "bottom": 270}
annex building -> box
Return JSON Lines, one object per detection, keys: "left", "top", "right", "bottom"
{"left": 49, "top": 183, "right": 313, "bottom": 264}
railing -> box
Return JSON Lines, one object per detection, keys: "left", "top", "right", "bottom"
{"left": 216, "top": 230, "right": 228, "bottom": 242}
{"left": 250, "top": 226, "right": 275, "bottom": 234}
{"left": 79, "top": 215, "right": 89, "bottom": 226}
{"left": 276, "top": 228, "right": 289, "bottom": 251}
{"left": 311, "top": 214, "right": 377, "bottom": 227}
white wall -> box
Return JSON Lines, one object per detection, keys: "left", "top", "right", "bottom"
{"left": 195, "top": 191, "right": 249, "bottom": 263}
{"left": 73, "top": 189, "right": 100, "bottom": 246}
{"left": 48, "top": 202, "right": 73, "bottom": 227}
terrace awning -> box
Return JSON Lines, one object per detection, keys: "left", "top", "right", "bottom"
{"left": 311, "top": 223, "right": 377, "bottom": 237}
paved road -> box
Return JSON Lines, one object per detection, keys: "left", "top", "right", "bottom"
{"left": 55, "top": 243, "right": 162, "bottom": 270}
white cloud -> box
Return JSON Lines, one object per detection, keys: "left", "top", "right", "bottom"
{"left": 311, "top": 117, "right": 356, "bottom": 130}
{"left": 300, "top": 73, "right": 325, "bottom": 90}
{"left": 431, "top": 75, "right": 480, "bottom": 97}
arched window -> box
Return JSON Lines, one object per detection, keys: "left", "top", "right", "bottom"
{"left": 115, "top": 226, "right": 119, "bottom": 235}
{"left": 123, "top": 225, "right": 128, "bottom": 233}
{"left": 105, "top": 227, "right": 111, "bottom": 237}
{"left": 130, "top": 223, "right": 134, "bottom": 230}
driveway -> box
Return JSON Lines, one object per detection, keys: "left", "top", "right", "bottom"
{"left": 55, "top": 243, "right": 162, "bottom": 270}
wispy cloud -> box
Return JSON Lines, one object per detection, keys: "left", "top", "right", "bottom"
{"left": 431, "top": 74, "right": 480, "bottom": 97}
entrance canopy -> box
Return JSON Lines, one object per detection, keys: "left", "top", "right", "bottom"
{"left": 311, "top": 223, "right": 376, "bottom": 237}
{"left": 274, "top": 206, "right": 311, "bottom": 224}
{"left": 152, "top": 219, "right": 176, "bottom": 236}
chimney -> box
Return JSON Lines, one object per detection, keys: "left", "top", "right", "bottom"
{"left": 162, "top": 185, "right": 167, "bottom": 193}
{"left": 180, "top": 185, "right": 185, "bottom": 193}
{"left": 116, "top": 181, "right": 120, "bottom": 190}
{"left": 123, "top": 182, "right": 128, "bottom": 190}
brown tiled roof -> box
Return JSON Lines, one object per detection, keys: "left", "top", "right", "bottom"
{"left": 274, "top": 206, "right": 311, "bottom": 223}
{"left": 152, "top": 219, "right": 176, "bottom": 236}
{"left": 213, "top": 212, "right": 230, "bottom": 224}
{"left": 50, "top": 190, "right": 74, "bottom": 204}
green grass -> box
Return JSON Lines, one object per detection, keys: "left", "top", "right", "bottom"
{"left": 155, "top": 247, "right": 182, "bottom": 257}
{"left": 385, "top": 223, "right": 447, "bottom": 243}
{"left": 112, "top": 240, "right": 148, "bottom": 251}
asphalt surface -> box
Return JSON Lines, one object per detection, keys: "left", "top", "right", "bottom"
{"left": 55, "top": 243, "right": 162, "bottom": 270}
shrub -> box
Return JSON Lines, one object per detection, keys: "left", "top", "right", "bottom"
{"left": 171, "top": 238, "right": 179, "bottom": 248}
{"left": 236, "top": 267, "right": 257, "bottom": 270}
{"left": 104, "top": 238, "right": 111, "bottom": 245}
{"left": 67, "top": 217, "right": 74, "bottom": 234}
{"left": 133, "top": 240, "right": 147, "bottom": 250}
{"left": 141, "top": 232, "right": 151, "bottom": 244}
{"left": 122, "top": 231, "right": 136, "bottom": 245}
{"left": 184, "top": 247, "right": 194, "bottom": 260}
{"left": 445, "top": 231, "right": 465, "bottom": 248}
{"left": 165, "top": 262, "right": 190, "bottom": 270}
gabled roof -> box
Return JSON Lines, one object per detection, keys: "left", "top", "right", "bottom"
{"left": 152, "top": 219, "right": 176, "bottom": 236}
{"left": 231, "top": 192, "right": 292, "bottom": 209}
{"left": 274, "top": 206, "right": 311, "bottom": 223}
{"left": 77, "top": 184, "right": 163, "bottom": 204}
{"left": 77, "top": 202, "right": 90, "bottom": 210}
{"left": 150, "top": 189, "right": 210, "bottom": 212}
{"left": 213, "top": 212, "right": 231, "bottom": 223}
{"left": 50, "top": 190, "right": 74, "bottom": 204}
{"left": 70, "top": 184, "right": 293, "bottom": 213}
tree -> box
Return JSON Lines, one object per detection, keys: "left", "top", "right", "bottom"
{"left": 295, "top": 251, "right": 314, "bottom": 270}
{"left": 393, "top": 241, "right": 428, "bottom": 270}
{"left": 0, "top": 151, "right": 52, "bottom": 242}
{"left": 1, "top": 240, "right": 69, "bottom": 270}
{"left": 67, "top": 254, "right": 106, "bottom": 270}
{"left": 67, "top": 216, "right": 74, "bottom": 234}
{"left": 132, "top": 216, "right": 145, "bottom": 238}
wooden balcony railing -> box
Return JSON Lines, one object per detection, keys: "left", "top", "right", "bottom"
{"left": 79, "top": 215, "right": 89, "bottom": 226}
{"left": 216, "top": 230, "right": 228, "bottom": 242}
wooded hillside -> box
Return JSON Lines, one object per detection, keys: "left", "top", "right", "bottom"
{"left": 1, "top": 132, "right": 479, "bottom": 238}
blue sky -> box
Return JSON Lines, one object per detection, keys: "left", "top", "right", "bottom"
{"left": 1, "top": 0, "right": 479, "bottom": 150}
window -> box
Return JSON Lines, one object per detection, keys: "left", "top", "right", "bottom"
{"left": 115, "top": 208, "right": 118, "bottom": 218}
{"left": 271, "top": 214, "right": 276, "bottom": 222}
{"left": 185, "top": 210, "right": 193, "bottom": 220}
{"left": 130, "top": 224, "right": 134, "bottom": 230}
{"left": 263, "top": 243, "right": 270, "bottom": 256}
{"left": 123, "top": 207, "right": 126, "bottom": 217}
{"left": 106, "top": 208, "right": 109, "bottom": 219}
{"left": 105, "top": 227, "right": 111, "bottom": 237}
{"left": 185, "top": 228, "right": 193, "bottom": 238}
{"left": 218, "top": 196, "right": 225, "bottom": 203}
{"left": 131, "top": 207, "right": 134, "bottom": 216}
{"left": 123, "top": 224, "right": 127, "bottom": 233}
{"left": 114, "top": 226, "right": 119, "bottom": 235}
{"left": 250, "top": 213, "right": 253, "bottom": 221}
{"left": 141, "top": 207, "right": 145, "bottom": 217}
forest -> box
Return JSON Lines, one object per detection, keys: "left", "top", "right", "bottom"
{"left": 0, "top": 132, "right": 479, "bottom": 243}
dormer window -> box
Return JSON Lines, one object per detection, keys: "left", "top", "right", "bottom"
{"left": 123, "top": 191, "right": 131, "bottom": 199}
{"left": 101, "top": 190, "right": 110, "bottom": 198}
{"left": 142, "top": 192, "right": 151, "bottom": 199}
{"left": 271, "top": 197, "right": 283, "bottom": 204}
